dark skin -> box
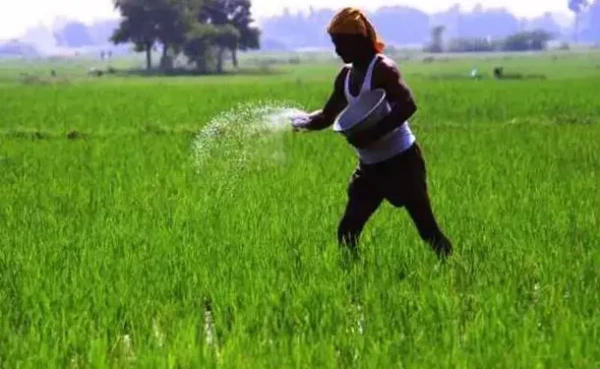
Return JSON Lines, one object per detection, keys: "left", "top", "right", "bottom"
{"left": 292, "top": 33, "right": 453, "bottom": 260}
{"left": 294, "top": 33, "right": 417, "bottom": 149}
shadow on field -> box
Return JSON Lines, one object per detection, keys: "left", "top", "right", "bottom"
{"left": 416, "top": 72, "right": 548, "bottom": 81}
{"left": 0, "top": 129, "right": 89, "bottom": 141}
{"left": 551, "top": 115, "right": 596, "bottom": 125}
{"left": 0, "top": 126, "right": 205, "bottom": 141}
{"left": 18, "top": 73, "right": 72, "bottom": 86}
{"left": 412, "top": 65, "right": 549, "bottom": 82}
{"left": 112, "top": 66, "right": 287, "bottom": 78}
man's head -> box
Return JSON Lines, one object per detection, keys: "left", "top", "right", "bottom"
{"left": 327, "top": 7, "right": 385, "bottom": 64}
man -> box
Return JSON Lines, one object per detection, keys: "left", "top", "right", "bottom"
{"left": 291, "top": 7, "right": 453, "bottom": 259}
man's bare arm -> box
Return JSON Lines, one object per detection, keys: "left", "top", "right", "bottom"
{"left": 295, "top": 67, "right": 348, "bottom": 131}
{"left": 347, "top": 59, "right": 417, "bottom": 148}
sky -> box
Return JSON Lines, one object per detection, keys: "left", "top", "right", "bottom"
{"left": 0, "top": 0, "right": 573, "bottom": 40}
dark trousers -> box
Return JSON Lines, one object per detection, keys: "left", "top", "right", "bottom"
{"left": 337, "top": 143, "right": 452, "bottom": 258}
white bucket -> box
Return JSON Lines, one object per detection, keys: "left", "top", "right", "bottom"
{"left": 333, "top": 89, "right": 391, "bottom": 136}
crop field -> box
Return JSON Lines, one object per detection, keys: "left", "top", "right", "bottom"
{"left": 0, "top": 52, "right": 599, "bottom": 368}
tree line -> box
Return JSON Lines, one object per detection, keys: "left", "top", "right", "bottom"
{"left": 425, "top": 27, "right": 556, "bottom": 53}
{"left": 110, "top": 0, "right": 260, "bottom": 73}
{"left": 260, "top": 2, "right": 600, "bottom": 51}
{"left": 3, "top": 1, "right": 600, "bottom": 60}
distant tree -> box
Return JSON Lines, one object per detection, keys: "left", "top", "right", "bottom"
{"left": 569, "top": 0, "right": 589, "bottom": 42}
{"left": 579, "top": 0, "right": 600, "bottom": 43}
{"left": 526, "top": 12, "right": 562, "bottom": 37}
{"left": 455, "top": 8, "right": 520, "bottom": 39}
{"left": 371, "top": 7, "right": 429, "bottom": 45}
{"left": 197, "top": 0, "right": 260, "bottom": 70}
{"left": 154, "top": 0, "right": 193, "bottom": 70}
{"left": 182, "top": 23, "right": 225, "bottom": 72}
{"left": 501, "top": 30, "right": 553, "bottom": 51}
{"left": 110, "top": 0, "right": 259, "bottom": 73}
{"left": 425, "top": 25, "right": 446, "bottom": 52}
{"left": 0, "top": 40, "right": 39, "bottom": 57}
{"left": 447, "top": 37, "right": 496, "bottom": 52}
{"left": 111, "top": 0, "right": 162, "bottom": 70}
{"left": 88, "top": 20, "right": 121, "bottom": 45}
{"left": 55, "top": 22, "right": 94, "bottom": 48}
{"left": 111, "top": 0, "right": 203, "bottom": 70}
{"left": 228, "top": 0, "right": 260, "bottom": 67}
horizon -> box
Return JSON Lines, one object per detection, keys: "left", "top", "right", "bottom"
{"left": 0, "top": 0, "right": 575, "bottom": 41}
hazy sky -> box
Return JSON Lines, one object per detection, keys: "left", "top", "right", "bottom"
{"left": 0, "top": 0, "right": 572, "bottom": 40}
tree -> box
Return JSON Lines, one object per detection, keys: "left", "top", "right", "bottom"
{"left": 110, "top": 0, "right": 260, "bottom": 73}
{"left": 501, "top": 30, "right": 553, "bottom": 51}
{"left": 55, "top": 22, "right": 94, "bottom": 47}
{"left": 569, "top": 0, "right": 589, "bottom": 42}
{"left": 0, "top": 40, "right": 38, "bottom": 57}
{"left": 111, "top": 0, "right": 161, "bottom": 70}
{"left": 227, "top": 0, "right": 260, "bottom": 67}
{"left": 197, "top": 0, "right": 260, "bottom": 70}
{"left": 447, "top": 37, "right": 496, "bottom": 52}
{"left": 182, "top": 23, "right": 220, "bottom": 72}
{"left": 153, "top": 0, "right": 192, "bottom": 70}
{"left": 371, "top": 7, "right": 429, "bottom": 46}
{"left": 111, "top": 0, "right": 200, "bottom": 70}
{"left": 579, "top": 0, "right": 600, "bottom": 43}
{"left": 425, "top": 25, "right": 446, "bottom": 53}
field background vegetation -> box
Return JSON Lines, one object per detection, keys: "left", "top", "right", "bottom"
{"left": 1, "top": 50, "right": 599, "bottom": 368}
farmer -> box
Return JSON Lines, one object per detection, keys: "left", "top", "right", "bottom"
{"left": 291, "top": 7, "right": 453, "bottom": 259}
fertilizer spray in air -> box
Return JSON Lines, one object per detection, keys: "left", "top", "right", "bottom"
{"left": 191, "top": 102, "right": 309, "bottom": 195}
{"left": 193, "top": 102, "right": 308, "bottom": 167}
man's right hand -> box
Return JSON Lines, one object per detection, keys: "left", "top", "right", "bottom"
{"left": 290, "top": 114, "right": 312, "bottom": 132}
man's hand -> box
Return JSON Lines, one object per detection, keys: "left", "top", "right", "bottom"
{"left": 288, "top": 66, "right": 349, "bottom": 134}
{"left": 289, "top": 113, "right": 312, "bottom": 132}
{"left": 289, "top": 110, "right": 335, "bottom": 132}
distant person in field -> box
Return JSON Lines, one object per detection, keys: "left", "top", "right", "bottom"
{"left": 291, "top": 7, "right": 453, "bottom": 259}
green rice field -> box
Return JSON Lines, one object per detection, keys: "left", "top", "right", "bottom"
{"left": 0, "top": 51, "right": 599, "bottom": 368}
